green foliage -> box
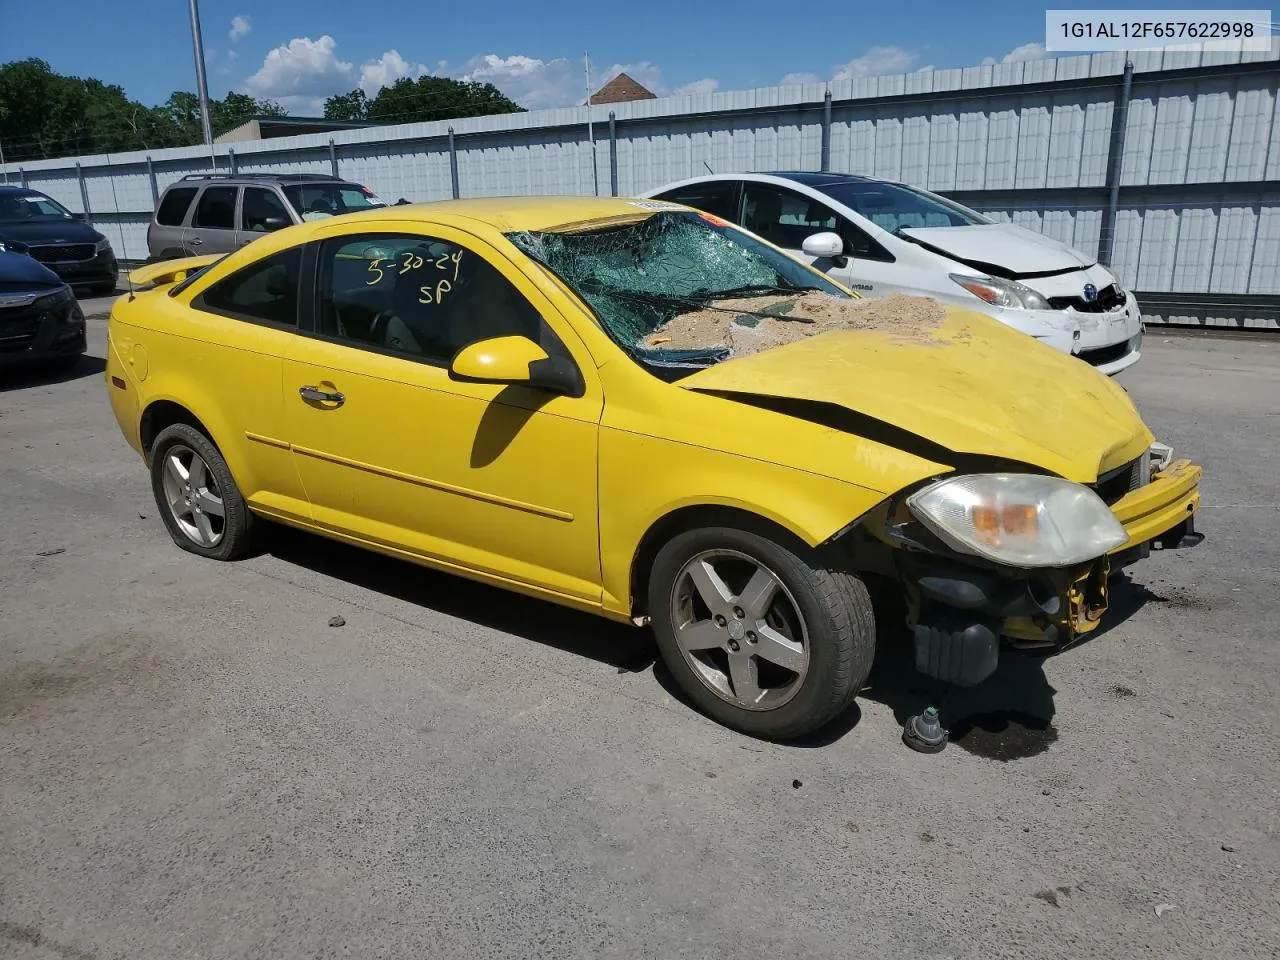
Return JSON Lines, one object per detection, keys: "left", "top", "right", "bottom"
{"left": 324, "top": 76, "right": 523, "bottom": 125}
{"left": 0, "top": 58, "right": 286, "bottom": 162}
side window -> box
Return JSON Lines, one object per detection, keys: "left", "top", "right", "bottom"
{"left": 192, "top": 187, "right": 237, "bottom": 230}
{"left": 156, "top": 187, "right": 198, "bottom": 226}
{"left": 742, "top": 183, "right": 893, "bottom": 261}
{"left": 742, "top": 183, "right": 838, "bottom": 250}
{"left": 241, "top": 188, "right": 292, "bottom": 232}
{"left": 195, "top": 247, "right": 302, "bottom": 327}
{"left": 652, "top": 181, "right": 740, "bottom": 222}
{"left": 316, "top": 233, "right": 555, "bottom": 365}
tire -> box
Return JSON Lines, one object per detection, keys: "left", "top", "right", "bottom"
{"left": 648, "top": 525, "right": 875, "bottom": 741}
{"left": 149, "top": 423, "right": 261, "bottom": 560}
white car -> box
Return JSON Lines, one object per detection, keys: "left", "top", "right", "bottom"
{"left": 641, "top": 172, "right": 1142, "bottom": 375}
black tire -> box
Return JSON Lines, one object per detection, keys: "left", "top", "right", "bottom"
{"left": 149, "top": 423, "right": 261, "bottom": 560}
{"left": 648, "top": 525, "right": 875, "bottom": 741}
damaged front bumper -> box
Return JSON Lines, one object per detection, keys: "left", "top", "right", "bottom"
{"left": 896, "top": 447, "right": 1202, "bottom": 687}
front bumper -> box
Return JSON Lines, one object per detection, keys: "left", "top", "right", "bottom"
{"left": 984, "top": 291, "right": 1143, "bottom": 376}
{"left": 898, "top": 451, "right": 1203, "bottom": 686}
{"left": 0, "top": 296, "right": 87, "bottom": 367}
{"left": 38, "top": 250, "right": 118, "bottom": 289}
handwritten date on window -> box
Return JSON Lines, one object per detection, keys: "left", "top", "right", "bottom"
{"left": 365, "top": 249, "right": 465, "bottom": 304}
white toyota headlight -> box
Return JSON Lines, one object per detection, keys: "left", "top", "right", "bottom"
{"left": 949, "top": 273, "right": 1051, "bottom": 311}
{"left": 906, "top": 473, "right": 1129, "bottom": 568}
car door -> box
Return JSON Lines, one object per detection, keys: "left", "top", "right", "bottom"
{"left": 739, "top": 181, "right": 895, "bottom": 296}
{"left": 183, "top": 186, "right": 239, "bottom": 255}
{"left": 282, "top": 228, "right": 605, "bottom": 605}
{"left": 183, "top": 245, "right": 310, "bottom": 522}
{"left": 238, "top": 187, "right": 293, "bottom": 249}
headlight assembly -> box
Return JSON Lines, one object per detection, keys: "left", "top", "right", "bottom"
{"left": 35, "top": 287, "right": 75, "bottom": 310}
{"left": 949, "top": 273, "right": 1051, "bottom": 311}
{"left": 906, "top": 473, "right": 1129, "bottom": 568}
{"left": 94, "top": 237, "right": 112, "bottom": 254}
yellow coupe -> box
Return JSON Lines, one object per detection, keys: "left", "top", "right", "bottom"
{"left": 106, "top": 197, "right": 1202, "bottom": 741}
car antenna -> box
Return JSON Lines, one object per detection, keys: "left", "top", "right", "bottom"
{"left": 104, "top": 154, "right": 136, "bottom": 301}
{"left": 702, "top": 161, "right": 715, "bottom": 175}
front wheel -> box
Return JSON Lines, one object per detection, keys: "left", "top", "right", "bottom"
{"left": 648, "top": 526, "right": 875, "bottom": 741}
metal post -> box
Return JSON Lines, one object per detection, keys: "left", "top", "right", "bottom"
{"left": 1098, "top": 56, "right": 1134, "bottom": 267}
{"left": 0, "top": 136, "right": 7, "bottom": 184}
{"left": 76, "top": 162, "right": 92, "bottom": 218}
{"left": 448, "top": 127, "right": 460, "bottom": 199}
{"left": 146, "top": 156, "right": 159, "bottom": 206}
{"left": 19, "top": 167, "right": 28, "bottom": 188}
{"left": 187, "top": 0, "right": 215, "bottom": 161}
{"left": 328, "top": 138, "right": 339, "bottom": 178}
{"left": 820, "top": 89, "right": 833, "bottom": 173}
{"left": 608, "top": 112, "right": 619, "bottom": 197}
{"left": 228, "top": 148, "right": 237, "bottom": 175}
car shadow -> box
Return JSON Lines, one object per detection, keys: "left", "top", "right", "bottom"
{"left": 261, "top": 529, "right": 1157, "bottom": 756}
{"left": 0, "top": 355, "right": 106, "bottom": 392}
{"left": 264, "top": 525, "right": 658, "bottom": 673}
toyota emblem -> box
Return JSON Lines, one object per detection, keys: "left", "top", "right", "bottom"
{"left": 1082, "top": 283, "right": 1098, "bottom": 302}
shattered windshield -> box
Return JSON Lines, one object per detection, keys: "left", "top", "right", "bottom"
{"left": 508, "top": 210, "right": 853, "bottom": 372}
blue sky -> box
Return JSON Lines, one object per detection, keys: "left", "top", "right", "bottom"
{"left": 1, "top": 0, "right": 1060, "bottom": 114}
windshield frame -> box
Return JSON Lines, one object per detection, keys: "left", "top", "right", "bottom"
{"left": 816, "top": 179, "right": 992, "bottom": 232}
{"left": 282, "top": 182, "right": 384, "bottom": 220}
{"left": 0, "top": 189, "right": 77, "bottom": 224}
{"left": 508, "top": 209, "right": 853, "bottom": 377}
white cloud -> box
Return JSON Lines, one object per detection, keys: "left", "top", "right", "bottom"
{"left": 244, "top": 35, "right": 354, "bottom": 114}
{"left": 229, "top": 15, "right": 250, "bottom": 42}
{"left": 672, "top": 78, "right": 718, "bottom": 96}
{"left": 359, "top": 49, "right": 429, "bottom": 97}
{"left": 832, "top": 45, "right": 918, "bottom": 80}
{"left": 982, "top": 41, "right": 1051, "bottom": 66}
{"left": 780, "top": 71, "right": 822, "bottom": 86}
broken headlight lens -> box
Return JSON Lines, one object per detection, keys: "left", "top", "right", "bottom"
{"left": 906, "top": 474, "right": 1128, "bottom": 568}
{"left": 949, "top": 274, "right": 1051, "bottom": 311}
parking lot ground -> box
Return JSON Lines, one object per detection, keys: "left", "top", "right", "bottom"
{"left": 1, "top": 308, "right": 1278, "bottom": 960}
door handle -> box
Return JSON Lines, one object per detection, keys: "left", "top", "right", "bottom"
{"left": 299, "top": 385, "right": 345, "bottom": 405}
{"left": 189, "top": 237, "right": 203, "bottom": 245}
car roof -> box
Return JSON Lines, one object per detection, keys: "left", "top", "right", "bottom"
{"left": 0, "top": 185, "right": 44, "bottom": 196}
{"left": 761, "top": 171, "right": 879, "bottom": 186}
{"left": 165, "top": 173, "right": 358, "bottom": 188}
{"left": 315, "top": 196, "right": 696, "bottom": 234}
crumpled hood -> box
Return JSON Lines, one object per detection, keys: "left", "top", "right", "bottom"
{"left": 679, "top": 309, "right": 1154, "bottom": 483}
{"left": 900, "top": 222, "right": 1094, "bottom": 275}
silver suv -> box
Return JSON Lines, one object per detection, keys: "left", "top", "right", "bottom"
{"left": 146, "top": 173, "right": 388, "bottom": 261}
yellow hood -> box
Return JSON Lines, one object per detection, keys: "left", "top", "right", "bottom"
{"left": 679, "top": 309, "right": 1153, "bottom": 483}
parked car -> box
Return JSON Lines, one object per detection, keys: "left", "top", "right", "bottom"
{"left": 0, "top": 249, "right": 86, "bottom": 371}
{"left": 641, "top": 172, "right": 1143, "bottom": 375}
{"left": 106, "top": 197, "right": 1200, "bottom": 741}
{"left": 146, "top": 172, "right": 388, "bottom": 262}
{"left": 0, "top": 185, "right": 118, "bottom": 296}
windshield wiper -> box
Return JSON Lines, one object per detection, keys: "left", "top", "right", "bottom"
{"left": 693, "top": 282, "right": 811, "bottom": 299}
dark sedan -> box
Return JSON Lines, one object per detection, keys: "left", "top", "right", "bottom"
{"left": 0, "top": 250, "right": 86, "bottom": 371}
{"left": 0, "top": 185, "right": 118, "bottom": 295}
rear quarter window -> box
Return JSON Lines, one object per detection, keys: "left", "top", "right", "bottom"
{"left": 156, "top": 187, "right": 198, "bottom": 226}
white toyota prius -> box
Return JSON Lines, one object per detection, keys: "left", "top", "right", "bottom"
{"left": 641, "top": 172, "right": 1142, "bottom": 375}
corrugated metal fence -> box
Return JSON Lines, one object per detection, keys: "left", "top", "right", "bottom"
{"left": 9, "top": 43, "right": 1280, "bottom": 328}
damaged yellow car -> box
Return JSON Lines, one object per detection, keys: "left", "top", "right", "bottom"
{"left": 105, "top": 197, "right": 1202, "bottom": 742}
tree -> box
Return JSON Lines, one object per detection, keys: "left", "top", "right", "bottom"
{"left": 324, "top": 89, "right": 369, "bottom": 121}
{"left": 0, "top": 58, "right": 288, "bottom": 161}
{"left": 325, "top": 76, "right": 523, "bottom": 126}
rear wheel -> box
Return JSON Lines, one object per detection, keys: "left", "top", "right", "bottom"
{"left": 649, "top": 526, "right": 875, "bottom": 740}
{"left": 149, "top": 423, "right": 260, "bottom": 560}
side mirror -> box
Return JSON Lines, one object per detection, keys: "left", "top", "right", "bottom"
{"left": 262, "top": 216, "right": 289, "bottom": 232}
{"left": 449, "top": 335, "right": 584, "bottom": 397}
{"left": 801, "top": 231, "right": 845, "bottom": 259}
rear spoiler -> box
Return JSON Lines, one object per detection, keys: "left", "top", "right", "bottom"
{"left": 128, "top": 254, "right": 222, "bottom": 288}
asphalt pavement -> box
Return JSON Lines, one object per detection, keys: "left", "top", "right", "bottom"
{"left": 1, "top": 294, "right": 1277, "bottom": 960}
